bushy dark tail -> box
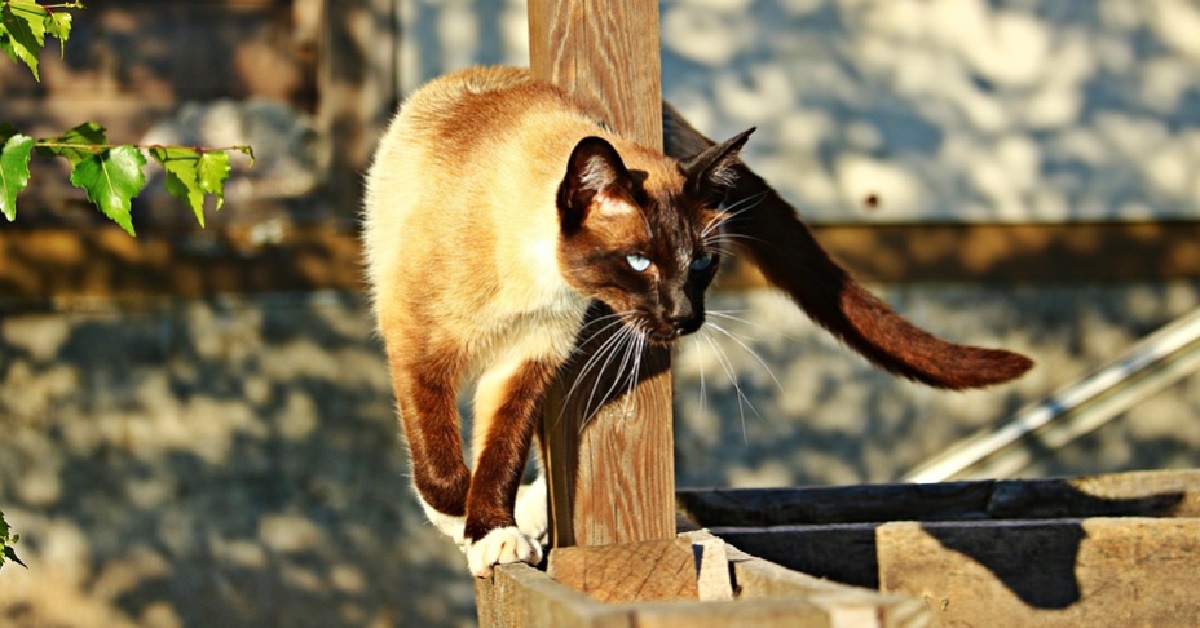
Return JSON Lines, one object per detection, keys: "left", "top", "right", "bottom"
{"left": 663, "top": 105, "right": 1033, "bottom": 390}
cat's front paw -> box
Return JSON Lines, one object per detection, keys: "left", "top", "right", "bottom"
{"left": 465, "top": 526, "right": 542, "bottom": 578}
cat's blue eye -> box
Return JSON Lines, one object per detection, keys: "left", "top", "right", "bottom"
{"left": 689, "top": 253, "right": 715, "bottom": 272}
{"left": 626, "top": 254, "right": 651, "bottom": 272}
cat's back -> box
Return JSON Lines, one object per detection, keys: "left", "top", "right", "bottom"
{"left": 362, "top": 67, "right": 596, "bottom": 326}
{"left": 366, "top": 66, "right": 585, "bottom": 191}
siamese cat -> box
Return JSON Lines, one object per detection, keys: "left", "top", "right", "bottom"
{"left": 363, "top": 66, "right": 1032, "bottom": 577}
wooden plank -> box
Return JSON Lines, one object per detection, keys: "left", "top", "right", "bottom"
{"left": 547, "top": 539, "right": 699, "bottom": 603}
{"left": 476, "top": 563, "right": 633, "bottom": 628}
{"left": 716, "top": 220, "right": 1200, "bottom": 286}
{"left": 677, "top": 469, "right": 1200, "bottom": 528}
{"left": 627, "top": 599, "right": 831, "bottom": 628}
{"left": 0, "top": 224, "right": 364, "bottom": 309}
{"left": 730, "top": 547, "right": 931, "bottom": 628}
{"left": 877, "top": 518, "right": 1200, "bottom": 627}
{"left": 528, "top": 0, "right": 675, "bottom": 550}
{"left": 5, "top": 220, "right": 1200, "bottom": 304}
{"left": 692, "top": 535, "right": 735, "bottom": 602}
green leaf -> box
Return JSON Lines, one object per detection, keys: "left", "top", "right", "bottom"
{"left": 0, "top": 508, "right": 23, "bottom": 571}
{"left": 2, "top": 546, "right": 26, "bottom": 569}
{"left": 198, "top": 151, "right": 231, "bottom": 210}
{"left": 2, "top": 2, "right": 48, "bottom": 81}
{"left": 0, "top": 133, "right": 34, "bottom": 221}
{"left": 37, "top": 121, "right": 107, "bottom": 166}
{"left": 70, "top": 145, "right": 147, "bottom": 236}
{"left": 45, "top": 10, "right": 70, "bottom": 57}
{"left": 150, "top": 146, "right": 204, "bottom": 226}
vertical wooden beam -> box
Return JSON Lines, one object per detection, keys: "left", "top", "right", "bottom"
{"left": 528, "top": 1, "right": 674, "bottom": 548}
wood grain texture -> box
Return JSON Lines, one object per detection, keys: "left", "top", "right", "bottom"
{"left": 529, "top": 0, "right": 675, "bottom": 550}
{"left": 529, "top": 0, "right": 663, "bottom": 148}
{"left": 877, "top": 518, "right": 1200, "bottom": 627}
{"left": 547, "top": 539, "right": 698, "bottom": 603}
{"left": 476, "top": 563, "right": 633, "bottom": 628}
{"left": 476, "top": 533, "right": 929, "bottom": 628}
{"left": 730, "top": 548, "right": 932, "bottom": 628}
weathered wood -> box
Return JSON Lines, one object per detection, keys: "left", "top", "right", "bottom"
{"left": 529, "top": 0, "right": 675, "bottom": 550}
{"left": 477, "top": 533, "right": 930, "bottom": 628}
{"left": 626, "top": 599, "right": 831, "bottom": 628}
{"left": 877, "top": 518, "right": 1200, "bottom": 627}
{"left": 548, "top": 539, "right": 698, "bottom": 603}
{"left": 528, "top": 1, "right": 663, "bottom": 150}
{"left": 728, "top": 543, "right": 931, "bottom": 628}
{"left": 677, "top": 469, "right": 1200, "bottom": 528}
{"left": 476, "top": 563, "right": 633, "bottom": 628}
{"left": 692, "top": 534, "right": 735, "bottom": 602}
{"left": 9, "top": 221, "right": 1200, "bottom": 304}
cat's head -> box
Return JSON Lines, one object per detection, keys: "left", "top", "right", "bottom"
{"left": 555, "top": 129, "right": 754, "bottom": 344}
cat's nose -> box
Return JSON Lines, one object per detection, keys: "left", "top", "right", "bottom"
{"left": 666, "top": 302, "right": 695, "bottom": 330}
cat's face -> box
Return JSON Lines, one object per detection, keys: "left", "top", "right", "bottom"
{"left": 556, "top": 131, "right": 753, "bottom": 343}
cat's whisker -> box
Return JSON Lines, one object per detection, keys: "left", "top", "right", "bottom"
{"left": 572, "top": 322, "right": 632, "bottom": 389}
{"left": 700, "top": 329, "right": 762, "bottom": 445}
{"left": 704, "top": 232, "right": 768, "bottom": 250}
{"left": 702, "top": 191, "right": 771, "bottom": 237}
{"left": 575, "top": 311, "right": 635, "bottom": 345}
{"left": 632, "top": 328, "right": 649, "bottom": 410}
{"left": 704, "top": 321, "right": 784, "bottom": 394}
{"left": 593, "top": 323, "right": 646, "bottom": 424}
{"left": 560, "top": 320, "right": 635, "bottom": 422}
{"left": 621, "top": 330, "right": 646, "bottom": 420}
{"left": 708, "top": 310, "right": 810, "bottom": 345}
{"left": 581, "top": 324, "right": 641, "bottom": 426}
{"left": 565, "top": 319, "right": 628, "bottom": 388}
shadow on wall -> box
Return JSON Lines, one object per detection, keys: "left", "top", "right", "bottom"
{"left": 0, "top": 294, "right": 475, "bottom": 627}
{"left": 404, "top": 0, "right": 1200, "bottom": 224}
{"left": 671, "top": 282, "right": 1200, "bottom": 488}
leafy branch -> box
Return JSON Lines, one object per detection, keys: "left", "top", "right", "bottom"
{"left": 1, "top": 1, "right": 256, "bottom": 572}
{"left": 0, "top": 0, "right": 253, "bottom": 235}
{"left": 0, "top": 509, "right": 24, "bottom": 570}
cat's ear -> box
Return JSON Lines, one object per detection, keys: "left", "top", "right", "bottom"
{"left": 557, "top": 136, "right": 632, "bottom": 233}
{"left": 682, "top": 127, "right": 755, "bottom": 202}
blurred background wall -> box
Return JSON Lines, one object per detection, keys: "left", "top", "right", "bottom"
{"left": 2, "top": 0, "right": 1199, "bottom": 625}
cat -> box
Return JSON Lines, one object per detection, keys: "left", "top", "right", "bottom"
{"left": 363, "top": 66, "right": 1032, "bottom": 577}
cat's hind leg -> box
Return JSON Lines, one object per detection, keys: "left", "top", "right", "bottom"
{"left": 387, "top": 342, "right": 473, "bottom": 547}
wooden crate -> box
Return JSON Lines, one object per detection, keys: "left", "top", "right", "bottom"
{"left": 679, "top": 469, "right": 1200, "bottom": 626}
{"left": 475, "top": 530, "right": 930, "bottom": 627}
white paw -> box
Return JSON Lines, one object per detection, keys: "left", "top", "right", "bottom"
{"left": 515, "top": 476, "right": 548, "bottom": 544}
{"left": 418, "top": 496, "right": 466, "bottom": 547}
{"left": 465, "top": 526, "right": 542, "bottom": 578}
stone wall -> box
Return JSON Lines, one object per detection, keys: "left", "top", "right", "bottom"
{"left": 2, "top": 283, "right": 1199, "bottom": 625}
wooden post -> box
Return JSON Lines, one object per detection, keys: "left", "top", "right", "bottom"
{"left": 528, "top": 1, "right": 674, "bottom": 548}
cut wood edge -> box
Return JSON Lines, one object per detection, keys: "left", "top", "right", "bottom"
{"left": 478, "top": 532, "right": 932, "bottom": 627}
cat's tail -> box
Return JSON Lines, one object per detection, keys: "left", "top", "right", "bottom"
{"left": 663, "top": 105, "right": 1033, "bottom": 390}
